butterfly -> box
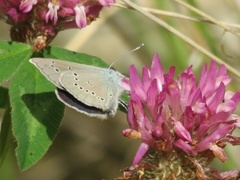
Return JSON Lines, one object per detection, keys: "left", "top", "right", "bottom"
{"left": 30, "top": 58, "right": 126, "bottom": 119}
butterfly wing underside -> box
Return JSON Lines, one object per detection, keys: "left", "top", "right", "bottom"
{"left": 59, "top": 69, "right": 122, "bottom": 112}
{"left": 30, "top": 58, "right": 100, "bottom": 88}
{"left": 30, "top": 58, "right": 125, "bottom": 118}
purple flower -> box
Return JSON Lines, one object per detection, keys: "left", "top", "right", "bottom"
{"left": 44, "top": 0, "right": 105, "bottom": 29}
{"left": 20, "top": 0, "right": 37, "bottom": 13}
{"left": 121, "top": 54, "right": 240, "bottom": 179}
{"left": 98, "top": 0, "right": 115, "bottom": 7}
{"left": 0, "top": 0, "right": 115, "bottom": 51}
{"left": 0, "top": 0, "right": 32, "bottom": 23}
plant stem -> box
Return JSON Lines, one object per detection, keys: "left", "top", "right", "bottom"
{"left": 174, "top": 0, "right": 240, "bottom": 37}
{"left": 113, "top": 3, "right": 240, "bottom": 29}
{"left": 121, "top": 0, "right": 240, "bottom": 78}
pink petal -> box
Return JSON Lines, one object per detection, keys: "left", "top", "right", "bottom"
{"left": 234, "top": 116, "right": 240, "bottom": 128}
{"left": 98, "top": 0, "right": 115, "bottom": 7}
{"left": 174, "top": 139, "right": 194, "bottom": 154}
{"left": 74, "top": 5, "right": 87, "bottom": 28}
{"left": 230, "top": 91, "right": 240, "bottom": 103}
{"left": 220, "top": 134, "right": 240, "bottom": 145}
{"left": 19, "top": 0, "right": 37, "bottom": 13}
{"left": 174, "top": 121, "right": 192, "bottom": 143}
{"left": 191, "top": 89, "right": 207, "bottom": 114}
{"left": 45, "top": 2, "right": 59, "bottom": 24}
{"left": 216, "top": 64, "right": 231, "bottom": 86}
{"left": 152, "top": 126, "right": 163, "bottom": 138}
{"left": 7, "top": 8, "right": 28, "bottom": 22}
{"left": 195, "top": 121, "right": 235, "bottom": 152}
{"left": 130, "top": 92, "right": 152, "bottom": 142}
{"left": 121, "top": 77, "right": 130, "bottom": 91}
{"left": 178, "top": 67, "right": 196, "bottom": 107}
{"left": 181, "top": 106, "right": 196, "bottom": 131}
{"left": 150, "top": 54, "right": 165, "bottom": 86}
{"left": 142, "top": 67, "right": 151, "bottom": 92}
{"left": 146, "top": 79, "right": 159, "bottom": 117}
{"left": 127, "top": 93, "right": 139, "bottom": 130}
{"left": 209, "top": 144, "right": 227, "bottom": 162}
{"left": 199, "top": 61, "right": 217, "bottom": 97}
{"left": 207, "top": 82, "right": 225, "bottom": 112}
{"left": 133, "top": 142, "right": 149, "bottom": 165}
{"left": 217, "top": 99, "right": 237, "bottom": 113}
{"left": 164, "top": 73, "right": 183, "bottom": 116}
{"left": 129, "top": 65, "right": 146, "bottom": 101}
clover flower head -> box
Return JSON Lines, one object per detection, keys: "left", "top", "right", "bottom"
{"left": 120, "top": 54, "right": 240, "bottom": 179}
{"left": 0, "top": 0, "right": 115, "bottom": 51}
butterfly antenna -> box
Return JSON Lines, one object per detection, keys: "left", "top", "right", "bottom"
{"left": 109, "top": 43, "right": 144, "bottom": 69}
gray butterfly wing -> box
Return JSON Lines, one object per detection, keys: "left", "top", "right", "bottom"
{"left": 30, "top": 58, "right": 125, "bottom": 117}
{"left": 29, "top": 58, "right": 99, "bottom": 88}
{"left": 59, "top": 69, "right": 124, "bottom": 113}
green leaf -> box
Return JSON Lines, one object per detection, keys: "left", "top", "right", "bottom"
{"left": 9, "top": 58, "right": 64, "bottom": 170}
{"left": 0, "top": 101, "right": 12, "bottom": 171}
{"left": 42, "top": 46, "right": 109, "bottom": 67}
{"left": 0, "top": 41, "right": 32, "bottom": 83}
{"left": 8, "top": 45, "right": 129, "bottom": 170}
{"left": 0, "top": 87, "right": 8, "bottom": 108}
